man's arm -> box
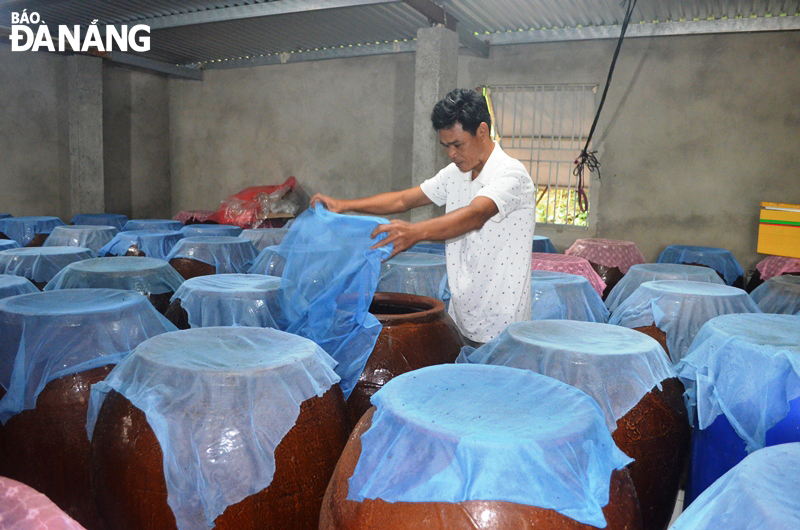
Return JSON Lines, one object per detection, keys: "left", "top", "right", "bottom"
{"left": 310, "top": 186, "right": 432, "bottom": 215}
{"left": 372, "top": 196, "right": 498, "bottom": 258}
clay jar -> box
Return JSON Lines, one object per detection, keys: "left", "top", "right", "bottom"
{"left": 633, "top": 323, "right": 670, "bottom": 362}
{"left": 321, "top": 408, "right": 642, "bottom": 530}
{"left": 346, "top": 292, "right": 463, "bottom": 425}
{"left": 168, "top": 257, "right": 217, "bottom": 280}
{"left": 90, "top": 386, "right": 350, "bottom": 530}
{"left": 0, "top": 365, "right": 113, "bottom": 529}
{"left": 587, "top": 262, "right": 625, "bottom": 300}
{"left": 163, "top": 298, "right": 190, "bottom": 329}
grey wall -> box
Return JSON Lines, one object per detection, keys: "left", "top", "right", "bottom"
{"left": 169, "top": 53, "right": 416, "bottom": 214}
{"left": 459, "top": 31, "right": 800, "bottom": 270}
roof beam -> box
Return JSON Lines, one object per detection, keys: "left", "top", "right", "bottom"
{"left": 107, "top": 52, "right": 203, "bottom": 80}
{"left": 401, "top": 0, "right": 489, "bottom": 57}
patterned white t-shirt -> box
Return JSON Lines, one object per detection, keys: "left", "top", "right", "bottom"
{"left": 420, "top": 143, "right": 535, "bottom": 342}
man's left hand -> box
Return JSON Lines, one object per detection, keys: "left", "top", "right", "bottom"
{"left": 371, "top": 220, "right": 421, "bottom": 258}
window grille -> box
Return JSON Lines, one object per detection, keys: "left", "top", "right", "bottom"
{"left": 484, "top": 84, "right": 597, "bottom": 227}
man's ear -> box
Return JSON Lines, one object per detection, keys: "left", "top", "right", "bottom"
{"left": 478, "top": 122, "right": 490, "bottom": 139}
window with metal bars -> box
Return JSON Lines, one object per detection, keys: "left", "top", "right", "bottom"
{"left": 484, "top": 84, "right": 597, "bottom": 227}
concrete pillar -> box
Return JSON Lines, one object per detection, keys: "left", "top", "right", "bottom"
{"left": 410, "top": 25, "right": 458, "bottom": 223}
{"left": 67, "top": 54, "right": 104, "bottom": 217}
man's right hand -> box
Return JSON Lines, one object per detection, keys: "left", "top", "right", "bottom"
{"left": 309, "top": 194, "right": 346, "bottom": 213}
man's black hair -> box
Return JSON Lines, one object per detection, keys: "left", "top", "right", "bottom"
{"left": 430, "top": 88, "right": 491, "bottom": 136}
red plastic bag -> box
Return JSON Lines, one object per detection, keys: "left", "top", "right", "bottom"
{"left": 209, "top": 177, "right": 296, "bottom": 228}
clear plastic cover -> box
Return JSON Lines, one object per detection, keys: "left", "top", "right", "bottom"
{"left": 348, "top": 364, "right": 632, "bottom": 528}
{"left": 459, "top": 320, "right": 674, "bottom": 431}
{"left": 0, "top": 274, "right": 38, "bottom": 300}
{"left": 121, "top": 219, "right": 183, "bottom": 232}
{"left": 657, "top": 245, "right": 744, "bottom": 285}
{"left": 0, "top": 289, "right": 176, "bottom": 423}
{"left": 750, "top": 275, "right": 800, "bottom": 315}
{"left": 165, "top": 236, "right": 259, "bottom": 274}
{"left": 0, "top": 246, "right": 96, "bottom": 283}
{"left": 70, "top": 213, "right": 128, "bottom": 231}
{"left": 240, "top": 228, "right": 290, "bottom": 252}
{"left": 377, "top": 252, "right": 449, "bottom": 302}
{"left": 86, "top": 327, "right": 340, "bottom": 530}
{"left": 676, "top": 313, "right": 800, "bottom": 451}
{"left": 532, "top": 235, "right": 557, "bottom": 253}
{"left": 0, "top": 239, "right": 21, "bottom": 251}
{"left": 670, "top": 443, "right": 800, "bottom": 530}
{"left": 565, "top": 238, "right": 645, "bottom": 273}
{"left": 605, "top": 263, "right": 726, "bottom": 313}
{"left": 531, "top": 252, "right": 607, "bottom": 296}
{"left": 529, "top": 270, "right": 609, "bottom": 322}
{"left": 44, "top": 257, "right": 185, "bottom": 296}
{"left": 249, "top": 245, "right": 285, "bottom": 276}
{"left": 171, "top": 274, "right": 284, "bottom": 328}
{"left": 0, "top": 216, "right": 65, "bottom": 246}
{"left": 179, "top": 224, "right": 243, "bottom": 238}
{"left": 609, "top": 280, "right": 761, "bottom": 363}
{"left": 98, "top": 230, "right": 184, "bottom": 260}
{"left": 43, "top": 225, "right": 119, "bottom": 253}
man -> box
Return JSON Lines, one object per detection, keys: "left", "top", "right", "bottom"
{"left": 311, "top": 88, "right": 535, "bottom": 345}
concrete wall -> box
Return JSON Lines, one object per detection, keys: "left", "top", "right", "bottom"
{"left": 459, "top": 31, "right": 800, "bottom": 270}
{"left": 169, "top": 53, "right": 416, "bottom": 214}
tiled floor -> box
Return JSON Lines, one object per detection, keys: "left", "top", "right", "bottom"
{"left": 668, "top": 489, "right": 685, "bottom": 527}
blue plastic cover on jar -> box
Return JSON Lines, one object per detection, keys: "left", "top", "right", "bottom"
{"left": 249, "top": 245, "right": 284, "bottom": 276}
{"left": 0, "top": 274, "right": 38, "bottom": 300}
{"left": 0, "top": 214, "right": 11, "bottom": 220}
{"left": 179, "top": 224, "right": 243, "bottom": 238}
{"left": 407, "top": 242, "right": 445, "bottom": 255}
{"left": 657, "top": 245, "right": 744, "bottom": 285}
{"left": 750, "top": 275, "right": 800, "bottom": 315}
{"left": 529, "top": 270, "right": 609, "bottom": 322}
{"left": 377, "top": 251, "right": 449, "bottom": 302}
{"left": 0, "top": 246, "right": 96, "bottom": 284}
{"left": 44, "top": 257, "right": 185, "bottom": 295}
{"left": 86, "top": 326, "right": 340, "bottom": 530}
{"left": 532, "top": 235, "right": 557, "bottom": 253}
{"left": 605, "top": 263, "right": 726, "bottom": 313}
{"left": 0, "top": 289, "right": 176, "bottom": 423}
{"left": 165, "top": 236, "right": 259, "bottom": 274}
{"left": 609, "top": 280, "right": 761, "bottom": 363}
{"left": 670, "top": 443, "right": 800, "bottom": 530}
{"left": 0, "top": 239, "right": 20, "bottom": 252}
{"left": 0, "top": 216, "right": 65, "bottom": 246}
{"left": 171, "top": 274, "right": 284, "bottom": 328}
{"left": 99, "top": 230, "right": 184, "bottom": 260}
{"left": 121, "top": 219, "right": 183, "bottom": 232}
{"left": 348, "top": 364, "right": 633, "bottom": 528}
{"left": 44, "top": 225, "right": 119, "bottom": 253}
{"left": 241, "top": 228, "right": 290, "bottom": 252}
{"left": 70, "top": 213, "right": 128, "bottom": 231}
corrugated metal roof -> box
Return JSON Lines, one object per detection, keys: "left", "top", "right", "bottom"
{"left": 1, "top": 0, "right": 798, "bottom": 76}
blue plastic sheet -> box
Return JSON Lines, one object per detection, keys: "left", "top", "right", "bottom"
{"left": 0, "top": 216, "right": 65, "bottom": 246}
{"left": 533, "top": 235, "right": 557, "bottom": 253}
{"left": 171, "top": 274, "right": 284, "bottom": 328}
{"left": 407, "top": 242, "right": 446, "bottom": 255}
{"left": 609, "top": 280, "right": 761, "bottom": 363}
{"left": 278, "top": 204, "right": 390, "bottom": 399}
{"left": 0, "top": 289, "right": 176, "bottom": 423}
{"left": 44, "top": 257, "right": 185, "bottom": 296}
{"left": 70, "top": 213, "right": 128, "bottom": 231}
{"left": 750, "top": 275, "right": 800, "bottom": 315}
{"left": 0, "top": 214, "right": 11, "bottom": 220}
{"left": 165, "top": 236, "right": 259, "bottom": 274}
{"left": 606, "top": 263, "right": 726, "bottom": 313}
{"left": 459, "top": 321, "right": 674, "bottom": 432}
{"left": 43, "top": 225, "right": 119, "bottom": 253}
{"left": 675, "top": 313, "right": 800, "bottom": 452}
{"left": 249, "top": 245, "right": 284, "bottom": 276}
{"left": 0, "top": 246, "right": 96, "bottom": 284}
{"left": 99, "top": 230, "right": 184, "bottom": 260}
{"left": 670, "top": 443, "right": 800, "bottom": 530}
{"left": 530, "top": 270, "right": 609, "bottom": 322}
{"left": 0, "top": 239, "right": 20, "bottom": 252}
{"left": 240, "top": 228, "right": 289, "bottom": 251}
{"left": 121, "top": 219, "right": 183, "bottom": 232}
{"left": 180, "top": 224, "right": 243, "bottom": 238}
{"left": 377, "top": 251, "right": 449, "bottom": 302}
{"left": 348, "top": 364, "right": 632, "bottom": 528}
{"left": 657, "top": 245, "right": 743, "bottom": 285}
{"left": 0, "top": 274, "right": 38, "bottom": 300}
{"left": 86, "top": 327, "right": 340, "bottom": 530}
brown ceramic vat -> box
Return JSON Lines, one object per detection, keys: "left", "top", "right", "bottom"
{"left": 168, "top": 258, "right": 216, "bottom": 280}
{"left": 90, "top": 386, "right": 350, "bottom": 530}
{"left": 682, "top": 262, "right": 742, "bottom": 289}
{"left": 146, "top": 292, "right": 174, "bottom": 315}
{"left": 321, "top": 408, "right": 642, "bottom": 530}
{"left": 0, "top": 364, "right": 114, "bottom": 529}
{"left": 122, "top": 244, "right": 147, "bottom": 257}
{"left": 346, "top": 292, "right": 463, "bottom": 426}
{"left": 612, "top": 378, "right": 690, "bottom": 530}
{"left": 163, "top": 299, "right": 190, "bottom": 329}
{"left": 26, "top": 233, "right": 49, "bottom": 247}
{"left": 587, "top": 262, "right": 625, "bottom": 300}
{"left": 633, "top": 323, "right": 670, "bottom": 362}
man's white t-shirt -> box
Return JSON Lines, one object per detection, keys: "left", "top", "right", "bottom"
{"left": 419, "top": 142, "right": 535, "bottom": 342}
